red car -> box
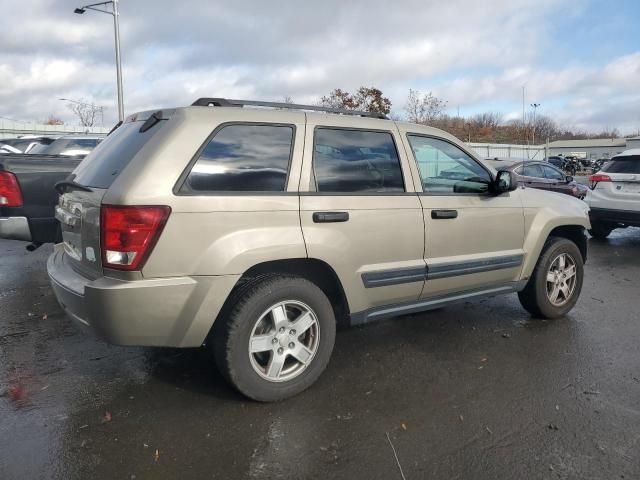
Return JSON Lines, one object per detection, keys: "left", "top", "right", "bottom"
{"left": 485, "top": 158, "right": 588, "bottom": 199}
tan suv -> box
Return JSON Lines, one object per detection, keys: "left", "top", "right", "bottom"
{"left": 48, "top": 98, "right": 590, "bottom": 401}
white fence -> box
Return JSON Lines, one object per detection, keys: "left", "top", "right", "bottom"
{"left": 0, "top": 119, "right": 109, "bottom": 138}
{"left": 467, "top": 142, "right": 547, "bottom": 160}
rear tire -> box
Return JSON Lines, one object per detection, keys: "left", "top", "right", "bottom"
{"left": 212, "top": 275, "right": 336, "bottom": 402}
{"left": 589, "top": 222, "right": 613, "bottom": 239}
{"left": 518, "top": 237, "right": 584, "bottom": 319}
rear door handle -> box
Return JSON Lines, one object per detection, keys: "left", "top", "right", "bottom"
{"left": 431, "top": 209, "right": 458, "bottom": 219}
{"left": 313, "top": 211, "right": 349, "bottom": 223}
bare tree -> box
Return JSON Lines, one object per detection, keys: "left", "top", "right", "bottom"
{"left": 319, "top": 87, "right": 391, "bottom": 114}
{"left": 404, "top": 89, "right": 447, "bottom": 124}
{"left": 533, "top": 115, "right": 557, "bottom": 142}
{"left": 469, "top": 112, "right": 502, "bottom": 129}
{"left": 66, "top": 99, "right": 103, "bottom": 127}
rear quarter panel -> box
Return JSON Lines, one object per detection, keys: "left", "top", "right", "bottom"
{"left": 100, "top": 108, "right": 309, "bottom": 279}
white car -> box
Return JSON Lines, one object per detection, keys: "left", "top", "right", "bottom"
{"left": 585, "top": 149, "right": 640, "bottom": 238}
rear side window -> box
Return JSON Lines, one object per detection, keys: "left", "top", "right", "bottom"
{"left": 73, "top": 122, "right": 160, "bottom": 189}
{"left": 522, "top": 164, "right": 544, "bottom": 178}
{"left": 183, "top": 124, "right": 294, "bottom": 192}
{"left": 601, "top": 156, "right": 640, "bottom": 174}
{"left": 313, "top": 128, "right": 404, "bottom": 193}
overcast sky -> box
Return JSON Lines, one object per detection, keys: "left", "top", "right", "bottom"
{"left": 1, "top": 0, "right": 639, "bottom": 133}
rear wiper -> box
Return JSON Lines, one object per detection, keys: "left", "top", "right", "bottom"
{"left": 54, "top": 179, "right": 93, "bottom": 194}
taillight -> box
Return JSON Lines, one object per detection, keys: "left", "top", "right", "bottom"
{"left": 0, "top": 172, "right": 23, "bottom": 207}
{"left": 100, "top": 205, "right": 170, "bottom": 271}
{"left": 588, "top": 174, "right": 611, "bottom": 189}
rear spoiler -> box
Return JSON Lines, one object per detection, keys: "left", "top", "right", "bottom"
{"left": 107, "top": 108, "right": 176, "bottom": 136}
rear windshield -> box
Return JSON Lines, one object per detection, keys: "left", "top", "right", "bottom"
{"left": 45, "top": 138, "right": 101, "bottom": 155}
{"left": 601, "top": 156, "right": 640, "bottom": 174}
{"left": 73, "top": 122, "right": 160, "bottom": 189}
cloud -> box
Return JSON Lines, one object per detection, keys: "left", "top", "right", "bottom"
{"left": 1, "top": 0, "right": 638, "bottom": 133}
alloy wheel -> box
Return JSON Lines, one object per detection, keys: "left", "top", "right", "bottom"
{"left": 248, "top": 300, "right": 320, "bottom": 382}
{"left": 546, "top": 253, "right": 578, "bottom": 307}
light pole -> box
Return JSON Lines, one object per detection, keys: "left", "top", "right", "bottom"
{"left": 74, "top": 0, "right": 124, "bottom": 122}
{"left": 530, "top": 103, "right": 541, "bottom": 145}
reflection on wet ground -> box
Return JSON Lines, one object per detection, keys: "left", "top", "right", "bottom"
{"left": 1, "top": 230, "right": 639, "bottom": 479}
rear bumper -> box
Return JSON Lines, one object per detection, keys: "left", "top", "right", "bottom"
{"left": 589, "top": 207, "right": 640, "bottom": 227}
{"left": 47, "top": 245, "right": 240, "bottom": 347}
{"left": 0, "top": 216, "right": 31, "bottom": 241}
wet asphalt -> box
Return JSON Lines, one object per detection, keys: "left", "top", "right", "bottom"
{"left": 1, "top": 231, "right": 639, "bottom": 480}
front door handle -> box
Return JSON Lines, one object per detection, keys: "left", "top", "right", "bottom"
{"left": 313, "top": 211, "right": 349, "bottom": 223}
{"left": 431, "top": 209, "right": 458, "bottom": 220}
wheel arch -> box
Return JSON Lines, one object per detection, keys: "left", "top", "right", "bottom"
{"left": 547, "top": 225, "right": 587, "bottom": 263}
{"left": 521, "top": 223, "right": 588, "bottom": 279}
{"left": 213, "top": 258, "right": 351, "bottom": 331}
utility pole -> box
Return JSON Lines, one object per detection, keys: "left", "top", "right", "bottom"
{"left": 530, "top": 103, "right": 541, "bottom": 145}
{"left": 522, "top": 86, "right": 525, "bottom": 144}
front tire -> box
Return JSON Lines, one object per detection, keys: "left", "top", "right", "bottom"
{"left": 518, "top": 238, "right": 584, "bottom": 319}
{"left": 212, "top": 275, "right": 336, "bottom": 402}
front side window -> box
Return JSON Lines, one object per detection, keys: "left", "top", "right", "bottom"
{"left": 184, "top": 124, "right": 293, "bottom": 192}
{"left": 522, "top": 163, "right": 544, "bottom": 178}
{"left": 407, "top": 135, "right": 490, "bottom": 194}
{"left": 542, "top": 165, "right": 564, "bottom": 180}
{"left": 313, "top": 128, "right": 404, "bottom": 193}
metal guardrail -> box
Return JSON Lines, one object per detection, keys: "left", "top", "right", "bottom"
{"left": 0, "top": 119, "right": 110, "bottom": 138}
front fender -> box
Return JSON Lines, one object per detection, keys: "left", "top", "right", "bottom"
{"left": 519, "top": 191, "right": 590, "bottom": 279}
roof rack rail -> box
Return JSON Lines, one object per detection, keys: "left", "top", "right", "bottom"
{"left": 191, "top": 97, "right": 388, "bottom": 119}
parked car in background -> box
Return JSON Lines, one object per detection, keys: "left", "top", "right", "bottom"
{"left": 547, "top": 156, "right": 564, "bottom": 168}
{"left": 48, "top": 98, "right": 590, "bottom": 402}
{"left": 585, "top": 149, "right": 640, "bottom": 238}
{"left": 29, "top": 135, "right": 103, "bottom": 156}
{"left": 485, "top": 158, "right": 588, "bottom": 199}
{"left": 0, "top": 136, "right": 56, "bottom": 154}
{"left": 0, "top": 134, "right": 105, "bottom": 247}
{"left": 547, "top": 155, "right": 577, "bottom": 175}
{"left": 591, "top": 158, "right": 609, "bottom": 173}
{"left": 578, "top": 157, "right": 592, "bottom": 169}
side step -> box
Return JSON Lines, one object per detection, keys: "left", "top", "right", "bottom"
{"left": 350, "top": 281, "right": 526, "bottom": 326}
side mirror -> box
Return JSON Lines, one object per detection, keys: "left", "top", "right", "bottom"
{"left": 565, "top": 175, "right": 574, "bottom": 183}
{"left": 491, "top": 170, "right": 518, "bottom": 195}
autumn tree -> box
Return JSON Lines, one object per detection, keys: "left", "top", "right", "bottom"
{"left": 404, "top": 89, "right": 447, "bottom": 124}
{"left": 43, "top": 115, "right": 64, "bottom": 125}
{"left": 319, "top": 87, "right": 391, "bottom": 114}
